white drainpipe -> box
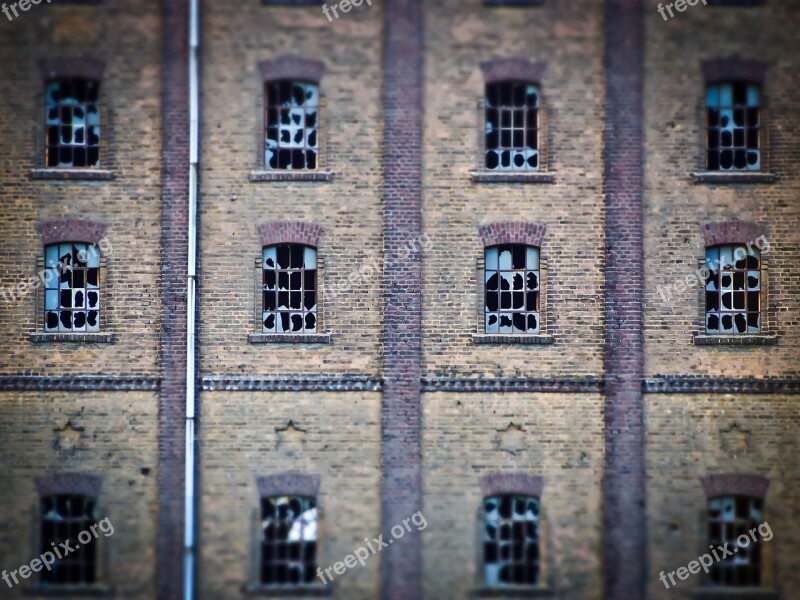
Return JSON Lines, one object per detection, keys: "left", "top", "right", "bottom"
{"left": 185, "top": 0, "right": 199, "bottom": 597}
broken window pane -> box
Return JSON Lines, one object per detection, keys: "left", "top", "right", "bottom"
{"left": 485, "top": 245, "right": 540, "bottom": 334}
{"left": 706, "top": 82, "right": 760, "bottom": 171}
{"left": 44, "top": 243, "right": 101, "bottom": 333}
{"left": 263, "top": 244, "right": 317, "bottom": 333}
{"left": 485, "top": 82, "right": 539, "bottom": 171}
{"left": 45, "top": 79, "right": 100, "bottom": 168}
{"left": 264, "top": 81, "right": 319, "bottom": 170}
{"left": 260, "top": 495, "right": 317, "bottom": 587}
{"left": 705, "top": 245, "right": 760, "bottom": 334}
{"left": 484, "top": 495, "right": 540, "bottom": 587}
{"left": 40, "top": 494, "right": 98, "bottom": 585}
{"left": 707, "top": 495, "right": 763, "bottom": 587}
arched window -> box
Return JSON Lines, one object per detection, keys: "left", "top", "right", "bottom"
{"left": 484, "top": 244, "right": 540, "bottom": 334}
{"left": 262, "top": 244, "right": 318, "bottom": 333}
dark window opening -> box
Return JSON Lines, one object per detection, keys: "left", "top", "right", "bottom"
{"left": 262, "top": 244, "right": 317, "bottom": 333}
{"left": 45, "top": 79, "right": 100, "bottom": 168}
{"left": 260, "top": 495, "right": 317, "bottom": 586}
{"left": 706, "top": 82, "right": 760, "bottom": 171}
{"left": 485, "top": 81, "right": 539, "bottom": 171}
{"left": 264, "top": 81, "right": 319, "bottom": 170}
{"left": 708, "top": 495, "right": 763, "bottom": 587}
{"left": 484, "top": 494, "right": 540, "bottom": 586}
{"left": 40, "top": 494, "right": 97, "bottom": 585}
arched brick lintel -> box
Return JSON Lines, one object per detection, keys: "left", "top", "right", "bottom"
{"left": 701, "top": 221, "right": 766, "bottom": 247}
{"left": 701, "top": 56, "right": 769, "bottom": 85}
{"left": 480, "top": 58, "right": 547, "bottom": 85}
{"left": 39, "top": 57, "right": 106, "bottom": 81}
{"left": 478, "top": 222, "right": 547, "bottom": 248}
{"left": 38, "top": 219, "right": 108, "bottom": 245}
{"left": 35, "top": 472, "right": 103, "bottom": 498}
{"left": 700, "top": 473, "right": 770, "bottom": 499}
{"left": 256, "top": 473, "right": 320, "bottom": 498}
{"left": 480, "top": 473, "right": 545, "bottom": 498}
{"left": 258, "top": 56, "right": 326, "bottom": 83}
{"left": 257, "top": 221, "right": 324, "bottom": 248}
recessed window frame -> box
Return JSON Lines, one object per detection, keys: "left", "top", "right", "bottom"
{"left": 44, "top": 78, "right": 102, "bottom": 169}
{"left": 258, "top": 243, "right": 320, "bottom": 335}
{"left": 706, "top": 495, "right": 765, "bottom": 588}
{"left": 255, "top": 242, "right": 325, "bottom": 341}
{"left": 482, "top": 244, "right": 542, "bottom": 335}
{"left": 483, "top": 81, "right": 542, "bottom": 173}
{"left": 705, "top": 81, "right": 761, "bottom": 172}
{"left": 263, "top": 80, "right": 321, "bottom": 171}
{"left": 34, "top": 242, "right": 109, "bottom": 337}
{"left": 482, "top": 494, "right": 542, "bottom": 588}
{"left": 477, "top": 245, "right": 548, "bottom": 338}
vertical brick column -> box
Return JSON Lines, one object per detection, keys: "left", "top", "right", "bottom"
{"left": 603, "top": 0, "right": 646, "bottom": 598}
{"left": 381, "top": 0, "right": 424, "bottom": 598}
{"left": 158, "top": 0, "right": 190, "bottom": 598}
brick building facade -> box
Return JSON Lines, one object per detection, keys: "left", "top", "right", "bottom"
{"left": 0, "top": 1, "right": 797, "bottom": 599}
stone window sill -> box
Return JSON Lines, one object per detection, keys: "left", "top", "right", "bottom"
{"left": 471, "top": 172, "right": 554, "bottom": 184}
{"left": 30, "top": 333, "right": 115, "bottom": 343}
{"left": 475, "top": 586, "right": 553, "bottom": 597}
{"left": 693, "top": 588, "right": 778, "bottom": 600}
{"left": 30, "top": 169, "right": 116, "bottom": 181}
{"left": 473, "top": 334, "right": 554, "bottom": 345}
{"left": 242, "top": 584, "right": 333, "bottom": 596}
{"left": 693, "top": 333, "right": 777, "bottom": 346}
{"left": 689, "top": 172, "right": 777, "bottom": 184}
{"left": 249, "top": 170, "right": 334, "bottom": 182}
{"left": 248, "top": 333, "right": 332, "bottom": 344}
{"left": 23, "top": 585, "right": 114, "bottom": 597}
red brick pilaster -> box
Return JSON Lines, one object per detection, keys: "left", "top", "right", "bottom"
{"left": 158, "top": 0, "right": 190, "bottom": 598}
{"left": 603, "top": 0, "right": 646, "bottom": 598}
{"left": 381, "top": 0, "right": 424, "bottom": 597}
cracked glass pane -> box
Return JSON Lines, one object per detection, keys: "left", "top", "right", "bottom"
{"left": 706, "top": 83, "right": 760, "bottom": 171}
{"left": 708, "top": 496, "right": 763, "bottom": 587}
{"left": 485, "top": 82, "right": 539, "bottom": 171}
{"left": 263, "top": 244, "right": 317, "bottom": 333}
{"left": 45, "top": 79, "right": 100, "bottom": 168}
{"left": 265, "top": 81, "right": 319, "bottom": 170}
{"left": 705, "top": 245, "right": 760, "bottom": 334}
{"left": 44, "top": 243, "right": 101, "bottom": 332}
{"left": 260, "top": 495, "right": 317, "bottom": 587}
{"left": 484, "top": 495, "right": 540, "bottom": 587}
{"left": 485, "top": 245, "right": 540, "bottom": 334}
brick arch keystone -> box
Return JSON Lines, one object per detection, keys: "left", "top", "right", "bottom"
{"left": 478, "top": 222, "right": 547, "bottom": 248}
{"left": 257, "top": 221, "right": 324, "bottom": 248}
{"left": 258, "top": 55, "right": 326, "bottom": 83}
{"left": 480, "top": 473, "right": 545, "bottom": 498}
{"left": 37, "top": 219, "right": 108, "bottom": 245}
{"left": 700, "top": 473, "right": 770, "bottom": 499}
{"left": 701, "top": 221, "right": 766, "bottom": 247}
{"left": 701, "top": 56, "right": 769, "bottom": 85}
{"left": 35, "top": 472, "right": 103, "bottom": 497}
{"left": 480, "top": 58, "right": 547, "bottom": 85}
{"left": 256, "top": 473, "right": 320, "bottom": 498}
{"left": 39, "top": 57, "right": 106, "bottom": 81}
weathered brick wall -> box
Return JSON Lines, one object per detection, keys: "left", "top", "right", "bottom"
{"left": 422, "top": 0, "right": 606, "bottom": 379}
{"left": 198, "top": 0, "right": 385, "bottom": 377}
{"left": 422, "top": 392, "right": 604, "bottom": 600}
{"left": 0, "top": 2, "right": 163, "bottom": 598}
{"left": 0, "top": 0, "right": 163, "bottom": 376}
{"left": 646, "top": 394, "right": 800, "bottom": 598}
{"left": 0, "top": 391, "right": 158, "bottom": 599}
{"left": 643, "top": 0, "right": 800, "bottom": 377}
{"left": 198, "top": 391, "right": 381, "bottom": 600}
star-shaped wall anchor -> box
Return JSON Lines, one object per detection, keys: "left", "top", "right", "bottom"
{"left": 275, "top": 420, "right": 306, "bottom": 452}
{"left": 720, "top": 422, "right": 751, "bottom": 458}
{"left": 53, "top": 420, "right": 84, "bottom": 453}
{"left": 495, "top": 422, "right": 527, "bottom": 456}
